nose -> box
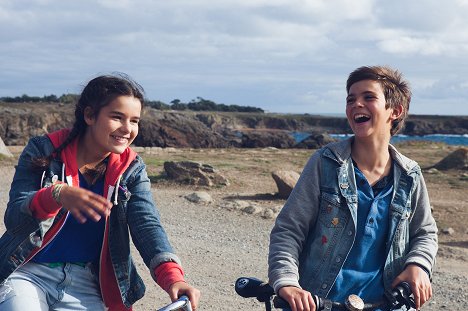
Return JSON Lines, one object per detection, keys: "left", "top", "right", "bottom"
{"left": 354, "top": 98, "right": 364, "bottom": 108}
{"left": 120, "top": 120, "right": 132, "bottom": 133}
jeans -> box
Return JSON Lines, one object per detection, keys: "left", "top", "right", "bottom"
{"left": 0, "top": 262, "right": 105, "bottom": 311}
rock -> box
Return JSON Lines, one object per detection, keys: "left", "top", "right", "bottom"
{"left": 240, "top": 130, "right": 296, "bottom": 148}
{"left": 222, "top": 200, "right": 251, "bottom": 211}
{"left": 295, "top": 132, "right": 337, "bottom": 149}
{"left": 262, "top": 208, "right": 277, "bottom": 219}
{"left": 441, "top": 227, "right": 455, "bottom": 235}
{"left": 164, "top": 161, "right": 229, "bottom": 187}
{"left": 426, "top": 168, "right": 440, "bottom": 174}
{"left": 133, "top": 110, "right": 237, "bottom": 148}
{"left": 242, "top": 204, "right": 262, "bottom": 215}
{"left": 271, "top": 170, "right": 300, "bottom": 199}
{"left": 0, "top": 136, "right": 13, "bottom": 158}
{"left": 433, "top": 148, "right": 468, "bottom": 171}
{"left": 185, "top": 192, "right": 213, "bottom": 204}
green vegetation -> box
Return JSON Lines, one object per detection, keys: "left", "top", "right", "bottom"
{"left": 0, "top": 94, "right": 78, "bottom": 104}
{"left": 1, "top": 94, "right": 264, "bottom": 113}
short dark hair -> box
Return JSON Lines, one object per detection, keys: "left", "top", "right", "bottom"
{"left": 346, "top": 66, "right": 411, "bottom": 135}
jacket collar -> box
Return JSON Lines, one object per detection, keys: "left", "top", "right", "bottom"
{"left": 323, "top": 136, "right": 419, "bottom": 174}
{"left": 46, "top": 129, "right": 137, "bottom": 196}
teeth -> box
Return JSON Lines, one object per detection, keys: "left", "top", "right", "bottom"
{"left": 113, "top": 136, "right": 128, "bottom": 140}
{"left": 353, "top": 114, "right": 371, "bottom": 124}
{"left": 354, "top": 114, "right": 370, "bottom": 120}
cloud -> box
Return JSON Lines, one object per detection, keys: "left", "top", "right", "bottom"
{"left": 0, "top": 1, "right": 467, "bottom": 115}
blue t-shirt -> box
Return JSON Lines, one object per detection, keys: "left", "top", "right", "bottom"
{"left": 327, "top": 162, "right": 393, "bottom": 308}
{"left": 33, "top": 172, "right": 106, "bottom": 263}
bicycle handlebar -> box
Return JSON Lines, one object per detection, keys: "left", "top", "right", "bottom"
{"left": 235, "top": 277, "right": 416, "bottom": 311}
{"left": 157, "top": 295, "right": 192, "bottom": 311}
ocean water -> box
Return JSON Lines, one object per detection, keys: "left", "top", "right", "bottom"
{"left": 292, "top": 133, "right": 468, "bottom": 146}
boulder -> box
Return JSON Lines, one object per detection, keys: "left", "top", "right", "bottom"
{"left": 433, "top": 148, "right": 468, "bottom": 170}
{"left": 185, "top": 191, "right": 213, "bottom": 204}
{"left": 271, "top": 170, "right": 300, "bottom": 199}
{"left": 164, "top": 161, "right": 229, "bottom": 187}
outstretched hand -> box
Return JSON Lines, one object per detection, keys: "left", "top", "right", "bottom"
{"left": 59, "top": 186, "right": 112, "bottom": 223}
{"left": 391, "top": 264, "right": 432, "bottom": 310}
{"left": 168, "top": 281, "right": 201, "bottom": 310}
{"left": 279, "top": 286, "right": 316, "bottom": 311}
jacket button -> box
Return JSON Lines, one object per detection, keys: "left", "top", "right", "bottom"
{"left": 322, "top": 283, "right": 328, "bottom": 289}
{"left": 348, "top": 230, "right": 353, "bottom": 236}
{"left": 336, "top": 257, "right": 341, "bottom": 263}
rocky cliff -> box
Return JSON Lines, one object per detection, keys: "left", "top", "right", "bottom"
{"left": 1, "top": 102, "right": 467, "bottom": 148}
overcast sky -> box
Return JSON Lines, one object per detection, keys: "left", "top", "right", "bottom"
{"left": 1, "top": 0, "right": 467, "bottom": 115}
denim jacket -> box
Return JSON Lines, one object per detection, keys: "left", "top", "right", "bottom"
{"left": 0, "top": 134, "right": 180, "bottom": 309}
{"left": 268, "top": 138, "right": 438, "bottom": 299}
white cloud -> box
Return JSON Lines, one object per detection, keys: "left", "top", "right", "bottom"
{"left": 0, "top": 1, "right": 467, "bottom": 115}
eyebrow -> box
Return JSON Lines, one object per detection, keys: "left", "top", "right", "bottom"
{"left": 109, "top": 111, "right": 140, "bottom": 119}
{"left": 347, "top": 90, "right": 377, "bottom": 98}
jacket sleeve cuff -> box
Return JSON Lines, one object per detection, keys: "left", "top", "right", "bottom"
{"left": 269, "top": 272, "right": 301, "bottom": 294}
{"left": 30, "top": 186, "right": 62, "bottom": 219}
{"left": 154, "top": 261, "right": 185, "bottom": 292}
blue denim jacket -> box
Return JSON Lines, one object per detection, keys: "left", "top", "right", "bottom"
{"left": 269, "top": 138, "right": 438, "bottom": 300}
{"left": 0, "top": 135, "right": 180, "bottom": 307}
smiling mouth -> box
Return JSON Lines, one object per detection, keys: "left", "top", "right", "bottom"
{"left": 112, "top": 135, "right": 129, "bottom": 142}
{"left": 354, "top": 114, "right": 371, "bottom": 123}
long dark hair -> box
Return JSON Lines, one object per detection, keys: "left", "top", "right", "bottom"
{"left": 33, "top": 73, "right": 145, "bottom": 178}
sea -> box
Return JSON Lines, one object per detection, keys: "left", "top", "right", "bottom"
{"left": 292, "top": 133, "right": 468, "bottom": 146}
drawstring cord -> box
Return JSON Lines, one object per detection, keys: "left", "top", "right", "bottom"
{"left": 113, "top": 175, "right": 122, "bottom": 205}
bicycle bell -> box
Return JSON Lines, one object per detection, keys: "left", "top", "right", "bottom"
{"left": 345, "top": 294, "right": 365, "bottom": 311}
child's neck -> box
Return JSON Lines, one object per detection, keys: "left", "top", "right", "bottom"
{"left": 76, "top": 136, "right": 109, "bottom": 172}
{"left": 351, "top": 138, "right": 392, "bottom": 186}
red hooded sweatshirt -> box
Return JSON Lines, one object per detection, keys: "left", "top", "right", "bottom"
{"left": 28, "top": 129, "right": 184, "bottom": 310}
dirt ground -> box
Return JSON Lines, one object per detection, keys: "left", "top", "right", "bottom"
{"left": 0, "top": 142, "right": 467, "bottom": 310}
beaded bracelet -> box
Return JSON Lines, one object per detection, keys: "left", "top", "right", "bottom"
{"left": 51, "top": 183, "right": 67, "bottom": 205}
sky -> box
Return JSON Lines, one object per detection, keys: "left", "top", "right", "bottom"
{"left": 1, "top": 0, "right": 468, "bottom": 115}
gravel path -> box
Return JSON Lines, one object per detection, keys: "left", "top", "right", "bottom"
{"left": 1, "top": 166, "right": 467, "bottom": 310}
{"left": 136, "top": 187, "right": 468, "bottom": 311}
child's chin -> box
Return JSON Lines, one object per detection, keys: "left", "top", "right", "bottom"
{"left": 109, "top": 146, "right": 128, "bottom": 154}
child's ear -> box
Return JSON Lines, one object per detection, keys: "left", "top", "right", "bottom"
{"left": 83, "top": 107, "right": 95, "bottom": 125}
{"left": 390, "top": 104, "right": 404, "bottom": 120}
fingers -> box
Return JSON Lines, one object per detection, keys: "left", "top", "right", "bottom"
{"left": 279, "top": 287, "right": 315, "bottom": 311}
{"left": 412, "top": 280, "right": 432, "bottom": 310}
{"left": 59, "top": 186, "right": 112, "bottom": 223}
{"left": 186, "top": 287, "right": 201, "bottom": 310}
{"left": 393, "top": 264, "right": 432, "bottom": 310}
{"left": 168, "top": 282, "right": 201, "bottom": 310}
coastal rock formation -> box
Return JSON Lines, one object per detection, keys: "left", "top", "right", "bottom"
{"left": 240, "top": 130, "right": 296, "bottom": 148}
{"left": 295, "top": 133, "right": 337, "bottom": 149}
{"left": 1, "top": 102, "right": 467, "bottom": 148}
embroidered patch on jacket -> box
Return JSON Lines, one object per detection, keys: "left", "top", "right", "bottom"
{"left": 331, "top": 218, "right": 339, "bottom": 226}
{"left": 322, "top": 235, "right": 328, "bottom": 245}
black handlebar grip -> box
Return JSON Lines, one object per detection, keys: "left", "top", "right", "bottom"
{"left": 235, "top": 277, "right": 274, "bottom": 298}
